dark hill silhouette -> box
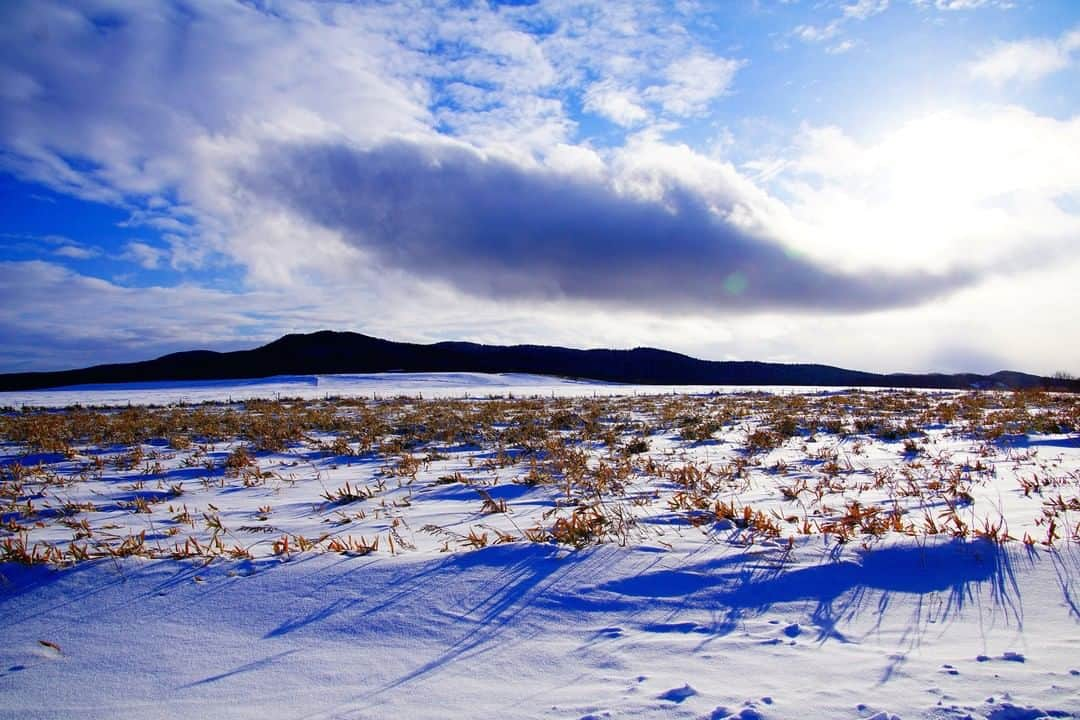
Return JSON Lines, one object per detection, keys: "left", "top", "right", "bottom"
{"left": 0, "top": 331, "right": 1075, "bottom": 392}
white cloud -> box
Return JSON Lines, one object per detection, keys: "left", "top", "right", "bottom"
{"left": 52, "top": 244, "right": 99, "bottom": 260}
{"left": 583, "top": 81, "right": 649, "bottom": 126}
{"left": 0, "top": 259, "right": 413, "bottom": 371}
{"left": 161, "top": 234, "right": 210, "bottom": 272}
{"left": 583, "top": 52, "right": 744, "bottom": 126}
{"left": 914, "top": 0, "right": 1015, "bottom": 10}
{"left": 543, "top": 143, "right": 607, "bottom": 179}
{"left": 769, "top": 106, "right": 1080, "bottom": 274}
{"left": 969, "top": 26, "right": 1080, "bottom": 84}
{"left": 0, "top": 0, "right": 746, "bottom": 288}
{"left": 644, "top": 54, "right": 745, "bottom": 117}
{"left": 4, "top": 255, "right": 1079, "bottom": 376}
{"left": 0, "top": 233, "right": 101, "bottom": 260}
{"left": 120, "top": 241, "right": 165, "bottom": 270}
{"left": 0, "top": 261, "right": 260, "bottom": 370}
{"left": 793, "top": 21, "right": 842, "bottom": 43}
{"left": 792, "top": 0, "right": 887, "bottom": 46}
{"left": 695, "top": 254, "right": 1080, "bottom": 375}
{"left": 0, "top": 258, "right": 740, "bottom": 374}
{"left": 843, "top": 0, "right": 890, "bottom": 21}
{"left": 826, "top": 40, "right": 859, "bottom": 54}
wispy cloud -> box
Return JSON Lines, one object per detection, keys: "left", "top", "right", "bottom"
{"left": 844, "top": 0, "right": 890, "bottom": 21}
{"left": 969, "top": 26, "right": 1080, "bottom": 83}
{"left": 0, "top": 232, "right": 100, "bottom": 259}
{"left": 643, "top": 54, "right": 745, "bottom": 116}
{"left": 120, "top": 241, "right": 165, "bottom": 270}
{"left": 792, "top": 0, "right": 888, "bottom": 46}
{"left": 51, "top": 244, "right": 99, "bottom": 260}
{"left": 914, "top": 0, "right": 1015, "bottom": 10}
{"left": 826, "top": 39, "right": 859, "bottom": 54}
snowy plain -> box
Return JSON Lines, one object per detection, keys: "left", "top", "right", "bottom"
{"left": 0, "top": 371, "right": 845, "bottom": 408}
{"left": 1, "top": 373, "right": 1077, "bottom": 720}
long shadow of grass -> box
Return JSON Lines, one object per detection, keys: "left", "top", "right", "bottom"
{"left": 364, "top": 544, "right": 589, "bottom": 695}
{"left": 595, "top": 538, "right": 1022, "bottom": 644}
{"left": 274, "top": 543, "right": 607, "bottom": 715}
{"left": 178, "top": 649, "right": 300, "bottom": 689}
{"left": 262, "top": 554, "right": 452, "bottom": 638}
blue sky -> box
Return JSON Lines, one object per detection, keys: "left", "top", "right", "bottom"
{"left": 1, "top": 0, "right": 1079, "bottom": 374}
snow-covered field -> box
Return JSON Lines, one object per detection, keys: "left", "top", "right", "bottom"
{"left": 0, "top": 371, "right": 855, "bottom": 408}
{"left": 1, "top": 375, "right": 1078, "bottom": 719}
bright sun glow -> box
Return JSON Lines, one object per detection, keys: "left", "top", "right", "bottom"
{"left": 781, "top": 107, "right": 1080, "bottom": 273}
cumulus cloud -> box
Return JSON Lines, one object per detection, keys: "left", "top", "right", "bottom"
{"left": 242, "top": 138, "right": 974, "bottom": 313}
{"left": 583, "top": 81, "right": 650, "bottom": 126}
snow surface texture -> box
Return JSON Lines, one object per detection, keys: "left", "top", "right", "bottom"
{"left": 1, "top": 376, "right": 1078, "bottom": 719}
